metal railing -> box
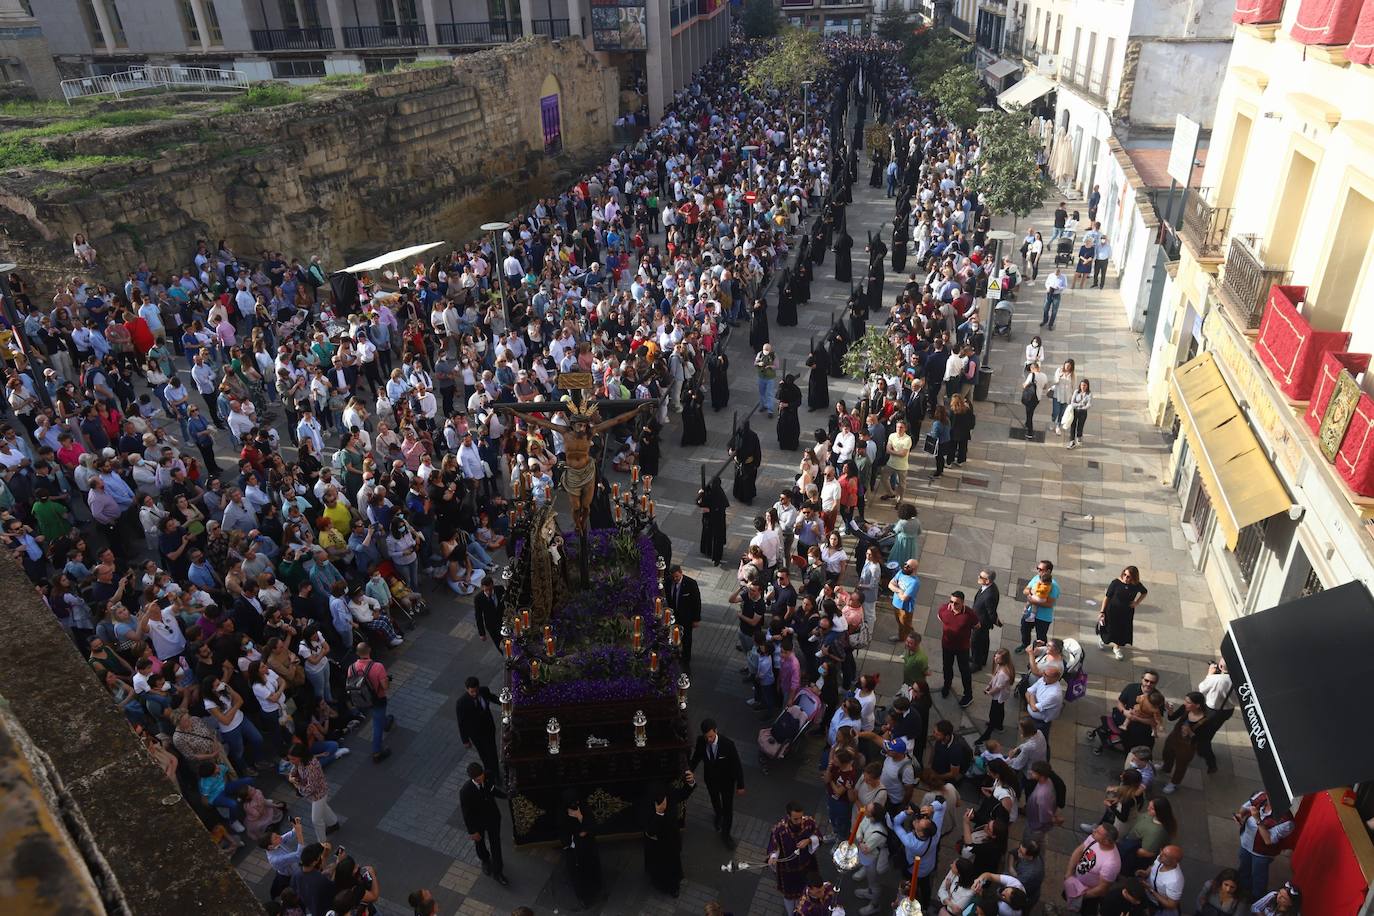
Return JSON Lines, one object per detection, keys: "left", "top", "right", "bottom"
{"left": 436, "top": 20, "right": 519, "bottom": 44}
{"left": 779, "top": 0, "right": 812, "bottom": 6}
{"left": 948, "top": 14, "right": 973, "bottom": 38}
{"left": 1058, "top": 58, "right": 1107, "bottom": 102}
{"left": 61, "top": 64, "right": 248, "bottom": 103}
{"left": 1157, "top": 221, "right": 1182, "bottom": 263}
{"left": 1179, "top": 188, "right": 1232, "bottom": 260}
{"left": 341, "top": 23, "right": 428, "bottom": 48}
{"left": 532, "top": 17, "right": 570, "bottom": 37}
{"left": 1004, "top": 26, "right": 1023, "bottom": 54}
{"left": 249, "top": 27, "right": 336, "bottom": 51}
{"left": 1217, "top": 234, "right": 1290, "bottom": 330}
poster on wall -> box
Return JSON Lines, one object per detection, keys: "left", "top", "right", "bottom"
{"left": 591, "top": 0, "right": 648, "bottom": 51}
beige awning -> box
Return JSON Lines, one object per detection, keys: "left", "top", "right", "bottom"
{"left": 997, "top": 74, "right": 1054, "bottom": 110}
{"left": 983, "top": 59, "right": 1021, "bottom": 82}
{"left": 340, "top": 241, "right": 446, "bottom": 275}
{"left": 1169, "top": 353, "right": 1293, "bottom": 549}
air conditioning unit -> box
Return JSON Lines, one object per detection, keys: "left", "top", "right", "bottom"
{"left": 1036, "top": 53, "right": 1056, "bottom": 76}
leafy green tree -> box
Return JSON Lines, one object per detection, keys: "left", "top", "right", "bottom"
{"left": 909, "top": 33, "right": 969, "bottom": 90}
{"left": 968, "top": 106, "right": 1048, "bottom": 229}
{"left": 739, "top": 0, "right": 781, "bottom": 39}
{"left": 930, "top": 64, "right": 982, "bottom": 129}
{"left": 743, "top": 27, "right": 825, "bottom": 95}
{"left": 842, "top": 326, "right": 904, "bottom": 381}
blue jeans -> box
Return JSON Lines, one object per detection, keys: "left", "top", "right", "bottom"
{"left": 1042, "top": 291, "right": 1061, "bottom": 327}
{"left": 1237, "top": 848, "right": 1274, "bottom": 899}
{"left": 467, "top": 541, "right": 495, "bottom": 569}
{"left": 370, "top": 698, "right": 389, "bottom": 755}
{"left": 221, "top": 718, "right": 264, "bottom": 771}
{"left": 310, "top": 739, "right": 343, "bottom": 766}
{"left": 826, "top": 795, "right": 853, "bottom": 837}
{"left": 1050, "top": 397, "right": 1066, "bottom": 426}
{"left": 210, "top": 777, "right": 256, "bottom": 820}
{"left": 757, "top": 377, "right": 776, "bottom": 414}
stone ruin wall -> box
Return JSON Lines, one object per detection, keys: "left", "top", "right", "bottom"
{"left": 0, "top": 37, "right": 617, "bottom": 283}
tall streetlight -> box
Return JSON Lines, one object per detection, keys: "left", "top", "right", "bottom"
{"left": 481, "top": 221, "right": 511, "bottom": 329}
{"left": 975, "top": 227, "right": 1019, "bottom": 403}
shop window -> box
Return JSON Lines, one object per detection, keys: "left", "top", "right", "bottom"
{"left": 1301, "top": 566, "right": 1324, "bottom": 597}
{"left": 1231, "top": 520, "right": 1267, "bottom": 585}
{"left": 1187, "top": 475, "right": 1213, "bottom": 541}
{"left": 272, "top": 59, "right": 327, "bottom": 78}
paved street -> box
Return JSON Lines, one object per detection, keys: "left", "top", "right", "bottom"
{"left": 232, "top": 180, "right": 1286, "bottom": 915}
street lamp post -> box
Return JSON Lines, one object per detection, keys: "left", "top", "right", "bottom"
{"left": 481, "top": 221, "right": 511, "bottom": 330}
{"left": 980, "top": 228, "right": 1019, "bottom": 392}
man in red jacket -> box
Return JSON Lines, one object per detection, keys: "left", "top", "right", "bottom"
{"left": 938, "top": 590, "right": 977, "bottom": 708}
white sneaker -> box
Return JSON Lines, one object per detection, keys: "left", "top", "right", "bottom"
{"left": 1066, "top": 439, "right": 1077, "bottom": 449}
{"left": 389, "top": 636, "right": 404, "bottom": 647}
{"left": 1053, "top": 424, "right": 1061, "bottom": 434}
{"left": 1113, "top": 647, "right": 1124, "bottom": 660}
{"left": 1163, "top": 782, "right": 1178, "bottom": 794}
{"left": 334, "top": 747, "right": 351, "bottom": 759}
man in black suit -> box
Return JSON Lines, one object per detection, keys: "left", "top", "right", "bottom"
{"left": 688, "top": 718, "right": 745, "bottom": 847}
{"left": 456, "top": 676, "right": 501, "bottom": 779}
{"left": 666, "top": 565, "right": 702, "bottom": 674}
{"left": 474, "top": 578, "right": 504, "bottom": 654}
{"left": 459, "top": 762, "right": 508, "bottom": 886}
{"left": 971, "top": 567, "right": 1001, "bottom": 671}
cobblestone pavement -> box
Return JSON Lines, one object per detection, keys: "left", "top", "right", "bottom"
{"left": 232, "top": 181, "right": 1285, "bottom": 915}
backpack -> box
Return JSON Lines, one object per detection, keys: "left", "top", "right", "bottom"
{"left": 346, "top": 660, "right": 377, "bottom": 710}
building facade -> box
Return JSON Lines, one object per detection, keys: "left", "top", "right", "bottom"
{"left": 778, "top": 0, "right": 870, "bottom": 36}
{"left": 25, "top": 0, "right": 726, "bottom": 121}
{"left": 984, "top": 1, "right": 1231, "bottom": 333}
{"left": 1146, "top": 0, "right": 1374, "bottom": 621}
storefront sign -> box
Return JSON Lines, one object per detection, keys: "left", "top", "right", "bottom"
{"left": 591, "top": 0, "right": 647, "bottom": 50}
{"left": 1203, "top": 308, "right": 1304, "bottom": 478}
{"left": 1237, "top": 681, "right": 1270, "bottom": 751}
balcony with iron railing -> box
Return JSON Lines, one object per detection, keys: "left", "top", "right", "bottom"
{"left": 779, "top": 0, "right": 812, "bottom": 7}
{"left": 436, "top": 20, "right": 520, "bottom": 44}
{"left": 949, "top": 14, "right": 973, "bottom": 38}
{"left": 250, "top": 27, "right": 336, "bottom": 51}
{"left": 342, "top": 23, "right": 428, "bottom": 48}
{"left": 531, "top": 17, "right": 570, "bottom": 37}
{"left": 1058, "top": 58, "right": 1107, "bottom": 103}
{"left": 1216, "top": 234, "right": 1291, "bottom": 331}
{"left": 1179, "top": 188, "right": 1232, "bottom": 263}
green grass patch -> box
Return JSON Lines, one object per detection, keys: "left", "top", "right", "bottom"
{"left": 319, "top": 73, "right": 370, "bottom": 90}
{"left": 223, "top": 83, "right": 308, "bottom": 111}
{"left": 394, "top": 60, "right": 449, "bottom": 72}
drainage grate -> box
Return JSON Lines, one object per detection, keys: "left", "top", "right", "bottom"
{"left": 962, "top": 476, "right": 989, "bottom": 488}
{"left": 1087, "top": 460, "right": 1100, "bottom": 469}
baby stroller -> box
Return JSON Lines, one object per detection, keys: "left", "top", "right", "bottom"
{"left": 991, "top": 302, "right": 1014, "bottom": 339}
{"left": 1013, "top": 637, "right": 1086, "bottom": 702}
{"left": 1053, "top": 232, "right": 1076, "bottom": 268}
{"left": 758, "top": 686, "right": 824, "bottom": 774}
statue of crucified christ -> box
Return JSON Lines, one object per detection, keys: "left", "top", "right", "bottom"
{"left": 513, "top": 402, "right": 652, "bottom": 536}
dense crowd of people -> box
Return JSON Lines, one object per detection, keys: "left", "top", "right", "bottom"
{"left": 0, "top": 26, "right": 1294, "bottom": 916}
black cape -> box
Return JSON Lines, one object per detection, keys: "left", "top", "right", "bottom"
{"left": 697, "top": 481, "right": 729, "bottom": 563}
{"left": 731, "top": 425, "right": 762, "bottom": 505}
{"left": 681, "top": 385, "right": 707, "bottom": 446}
{"left": 834, "top": 232, "right": 853, "bottom": 284}
{"left": 806, "top": 348, "right": 831, "bottom": 410}
{"left": 748, "top": 299, "right": 770, "bottom": 350}
{"left": 708, "top": 352, "right": 730, "bottom": 410}
{"left": 777, "top": 379, "right": 802, "bottom": 450}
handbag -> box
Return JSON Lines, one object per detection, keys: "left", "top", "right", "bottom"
{"left": 1066, "top": 668, "right": 1089, "bottom": 702}
{"left": 922, "top": 432, "right": 937, "bottom": 454}
{"left": 1020, "top": 384, "right": 1039, "bottom": 407}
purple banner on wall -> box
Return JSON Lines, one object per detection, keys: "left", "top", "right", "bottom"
{"left": 541, "top": 94, "right": 562, "bottom": 153}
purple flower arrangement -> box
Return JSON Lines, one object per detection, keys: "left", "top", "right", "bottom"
{"left": 510, "top": 529, "right": 677, "bottom": 708}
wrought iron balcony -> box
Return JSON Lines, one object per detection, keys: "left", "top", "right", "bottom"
{"left": 1217, "top": 234, "right": 1290, "bottom": 330}
{"left": 342, "top": 23, "right": 428, "bottom": 48}
{"left": 436, "top": 20, "right": 518, "bottom": 44}
{"left": 1058, "top": 58, "right": 1107, "bottom": 103}
{"left": 532, "top": 17, "right": 570, "bottom": 37}
{"left": 1179, "top": 188, "right": 1232, "bottom": 261}
{"left": 250, "top": 27, "right": 336, "bottom": 51}
{"left": 1157, "top": 221, "right": 1182, "bottom": 263}
{"left": 948, "top": 14, "right": 973, "bottom": 38}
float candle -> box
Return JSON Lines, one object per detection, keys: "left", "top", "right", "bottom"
{"left": 612, "top": 483, "right": 620, "bottom": 499}
{"left": 503, "top": 638, "right": 512, "bottom": 659}
{"left": 649, "top": 651, "right": 659, "bottom": 673}
{"left": 671, "top": 625, "right": 681, "bottom": 647}
{"left": 848, "top": 810, "right": 863, "bottom": 843}
{"left": 545, "top": 636, "right": 555, "bottom": 656}
{"left": 520, "top": 609, "right": 530, "bottom": 630}
{"left": 907, "top": 856, "right": 921, "bottom": 900}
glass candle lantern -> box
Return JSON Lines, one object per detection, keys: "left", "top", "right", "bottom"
{"left": 677, "top": 673, "right": 690, "bottom": 710}
{"left": 544, "top": 636, "right": 555, "bottom": 656}
{"left": 633, "top": 709, "right": 647, "bottom": 747}
{"left": 499, "top": 686, "right": 512, "bottom": 725}
{"left": 644, "top": 475, "right": 653, "bottom": 493}
{"left": 546, "top": 717, "right": 561, "bottom": 755}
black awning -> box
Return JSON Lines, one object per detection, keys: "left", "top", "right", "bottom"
{"left": 1221, "top": 580, "right": 1374, "bottom": 810}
